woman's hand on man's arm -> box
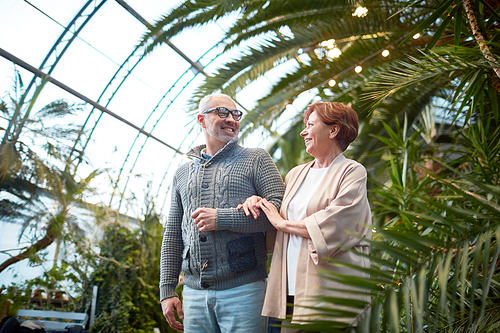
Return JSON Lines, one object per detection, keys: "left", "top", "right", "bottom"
{"left": 237, "top": 195, "right": 262, "bottom": 219}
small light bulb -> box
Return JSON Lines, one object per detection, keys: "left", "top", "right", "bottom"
{"left": 353, "top": 6, "right": 368, "bottom": 17}
{"left": 320, "top": 39, "right": 335, "bottom": 48}
{"left": 381, "top": 49, "right": 390, "bottom": 57}
{"left": 328, "top": 47, "right": 342, "bottom": 58}
{"left": 413, "top": 33, "right": 420, "bottom": 39}
{"left": 328, "top": 79, "right": 336, "bottom": 87}
{"left": 354, "top": 65, "right": 363, "bottom": 73}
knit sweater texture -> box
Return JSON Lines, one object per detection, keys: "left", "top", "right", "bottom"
{"left": 159, "top": 138, "right": 285, "bottom": 300}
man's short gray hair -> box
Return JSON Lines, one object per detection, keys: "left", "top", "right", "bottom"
{"left": 198, "top": 94, "right": 235, "bottom": 114}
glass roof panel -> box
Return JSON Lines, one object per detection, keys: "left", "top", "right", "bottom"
{"left": 0, "top": 0, "right": 274, "bottom": 218}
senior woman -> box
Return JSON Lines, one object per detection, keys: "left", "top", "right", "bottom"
{"left": 239, "top": 102, "right": 371, "bottom": 332}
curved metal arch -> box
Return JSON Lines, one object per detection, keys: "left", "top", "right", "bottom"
{"left": 8, "top": 0, "right": 233, "bottom": 214}
{"left": 111, "top": 40, "right": 228, "bottom": 209}
{"left": 52, "top": 0, "right": 231, "bottom": 209}
{"left": 67, "top": 0, "right": 212, "bottom": 173}
{"left": 70, "top": 0, "right": 215, "bottom": 173}
{"left": 69, "top": 41, "right": 150, "bottom": 172}
{"left": 156, "top": 127, "right": 202, "bottom": 216}
{"left": 28, "top": 0, "right": 106, "bottom": 88}
{"left": 4, "top": 0, "right": 107, "bottom": 143}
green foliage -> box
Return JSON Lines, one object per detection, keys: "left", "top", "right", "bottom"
{"left": 141, "top": 1, "right": 500, "bottom": 331}
{"left": 140, "top": 0, "right": 442, "bottom": 147}
{"left": 0, "top": 284, "right": 31, "bottom": 319}
{"left": 369, "top": 120, "right": 500, "bottom": 333}
{"left": 84, "top": 224, "right": 156, "bottom": 333}
{"left": 80, "top": 191, "right": 173, "bottom": 333}
{"left": 141, "top": 0, "right": 500, "bottom": 170}
{"left": 293, "top": 111, "right": 500, "bottom": 332}
{"left": 0, "top": 68, "right": 96, "bottom": 275}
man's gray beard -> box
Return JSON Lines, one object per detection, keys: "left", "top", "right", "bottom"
{"left": 206, "top": 123, "right": 239, "bottom": 144}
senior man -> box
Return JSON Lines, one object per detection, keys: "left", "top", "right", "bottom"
{"left": 160, "top": 94, "right": 285, "bottom": 332}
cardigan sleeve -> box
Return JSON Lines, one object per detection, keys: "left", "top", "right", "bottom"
{"left": 216, "top": 149, "right": 285, "bottom": 233}
{"left": 159, "top": 172, "right": 184, "bottom": 301}
{"left": 304, "top": 163, "right": 371, "bottom": 265}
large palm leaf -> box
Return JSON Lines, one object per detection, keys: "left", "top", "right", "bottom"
{"left": 140, "top": 1, "right": 500, "bottom": 331}
{"left": 139, "top": 0, "right": 459, "bottom": 165}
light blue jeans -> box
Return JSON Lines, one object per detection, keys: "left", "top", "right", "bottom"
{"left": 183, "top": 280, "right": 267, "bottom": 333}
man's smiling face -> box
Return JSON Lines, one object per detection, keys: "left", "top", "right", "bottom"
{"left": 202, "top": 95, "right": 240, "bottom": 144}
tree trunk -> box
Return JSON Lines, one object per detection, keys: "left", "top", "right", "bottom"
{"left": 0, "top": 224, "right": 59, "bottom": 273}
{"left": 464, "top": 0, "right": 500, "bottom": 92}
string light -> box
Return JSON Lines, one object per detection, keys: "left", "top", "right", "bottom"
{"left": 320, "top": 39, "right": 336, "bottom": 49}
{"left": 320, "top": 35, "right": 406, "bottom": 92}
{"left": 328, "top": 47, "right": 342, "bottom": 58}
{"left": 413, "top": 33, "right": 420, "bottom": 39}
{"left": 353, "top": 6, "right": 368, "bottom": 17}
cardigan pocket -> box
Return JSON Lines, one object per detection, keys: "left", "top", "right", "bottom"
{"left": 181, "top": 246, "right": 193, "bottom": 275}
{"left": 227, "top": 236, "right": 257, "bottom": 273}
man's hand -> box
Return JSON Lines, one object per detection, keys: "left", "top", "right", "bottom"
{"left": 191, "top": 207, "right": 217, "bottom": 231}
{"left": 161, "top": 297, "right": 184, "bottom": 332}
{"left": 236, "top": 195, "right": 262, "bottom": 219}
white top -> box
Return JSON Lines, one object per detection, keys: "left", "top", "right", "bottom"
{"left": 286, "top": 166, "right": 328, "bottom": 295}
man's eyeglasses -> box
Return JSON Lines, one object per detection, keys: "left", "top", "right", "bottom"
{"left": 202, "top": 107, "right": 243, "bottom": 121}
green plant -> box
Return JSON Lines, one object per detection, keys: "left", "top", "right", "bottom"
{"left": 80, "top": 186, "right": 175, "bottom": 333}
{"left": 292, "top": 112, "right": 500, "bottom": 332}
{"left": 0, "top": 284, "right": 30, "bottom": 320}
{"left": 0, "top": 68, "right": 95, "bottom": 274}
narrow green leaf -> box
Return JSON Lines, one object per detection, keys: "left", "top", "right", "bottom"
{"left": 426, "top": 7, "right": 455, "bottom": 50}
{"left": 382, "top": 230, "right": 433, "bottom": 255}
{"left": 363, "top": 238, "right": 419, "bottom": 266}
{"left": 488, "top": 78, "right": 499, "bottom": 122}
{"left": 469, "top": 235, "right": 483, "bottom": 327}
{"left": 388, "top": 153, "right": 402, "bottom": 188}
{"left": 406, "top": 203, "right": 464, "bottom": 235}
{"left": 382, "top": 122, "right": 404, "bottom": 148}
{"left": 325, "top": 256, "right": 395, "bottom": 280}
{"left": 480, "top": 229, "right": 493, "bottom": 319}
{"left": 404, "top": 278, "right": 412, "bottom": 333}
{"left": 436, "top": 251, "right": 453, "bottom": 330}
{"left": 460, "top": 239, "right": 469, "bottom": 321}
{"left": 411, "top": 270, "right": 423, "bottom": 333}
{"left": 400, "top": 0, "right": 455, "bottom": 45}
{"left": 449, "top": 244, "right": 462, "bottom": 326}
{"left": 417, "top": 194, "right": 489, "bottom": 220}
{"left": 389, "top": 290, "right": 399, "bottom": 333}
{"left": 371, "top": 301, "right": 382, "bottom": 333}
{"left": 442, "top": 180, "right": 500, "bottom": 215}
{"left": 454, "top": 3, "right": 463, "bottom": 46}
{"left": 317, "top": 271, "right": 390, "bottom": 291}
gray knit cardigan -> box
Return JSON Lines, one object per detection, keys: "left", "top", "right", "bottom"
{"left": 159, "top": 138, "right": 285, "bottom": 300}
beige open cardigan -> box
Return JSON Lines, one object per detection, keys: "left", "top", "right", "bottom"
{"left": 262, "top": 154, "right": 372, "bottom": 326}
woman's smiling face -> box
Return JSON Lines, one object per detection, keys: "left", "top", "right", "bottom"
{"left": 300, "top": 111, "right": 333, "bottom": 159}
